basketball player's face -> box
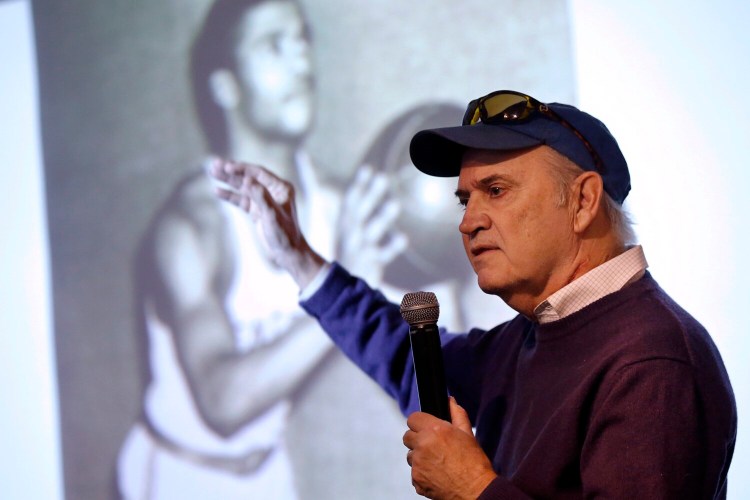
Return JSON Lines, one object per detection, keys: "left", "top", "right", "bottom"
{"left": 234, "top": 0, "right": 314, "bottom": 140}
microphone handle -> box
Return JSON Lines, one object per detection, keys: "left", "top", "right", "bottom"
{"left": 409, "top": 323, "right": 451, "bottom": 421}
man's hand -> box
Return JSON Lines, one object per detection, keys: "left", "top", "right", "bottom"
{"left": 336, "top": 164, "right": 407, "bottom": 285}
{"left": 403, "top": 397, "right": 497, "bottom": 499}
{"left": 208, "top": 158, "right": 325, "bottom": 289}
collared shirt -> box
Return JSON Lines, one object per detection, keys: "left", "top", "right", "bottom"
{"left": 533, "top": 245, "right": 648, "bottom": 324}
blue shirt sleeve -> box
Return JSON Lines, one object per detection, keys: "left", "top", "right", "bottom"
{"left": 299, "top": 262, "right": 421, "bottom": 415}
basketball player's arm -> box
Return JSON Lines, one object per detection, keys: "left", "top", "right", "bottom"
{"left": 151, "top": 211, "right": 332, "bottom": 438}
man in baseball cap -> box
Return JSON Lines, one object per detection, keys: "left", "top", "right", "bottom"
{"left": 210, "top": 89, "right": 737, "bottom": 499}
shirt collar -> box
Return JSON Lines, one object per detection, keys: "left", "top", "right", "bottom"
{"left": 534, "top": 245, "right": 648, "bottom": 324}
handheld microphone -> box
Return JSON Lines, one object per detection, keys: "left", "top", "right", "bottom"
{"left": 400, "top": 291, "right": 451, "bottom": 421}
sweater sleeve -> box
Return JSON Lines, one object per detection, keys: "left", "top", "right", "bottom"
{"left": 300, "top": 262, "right": 421, "bottom": 416}
{"left": 581, "top": 358, "right": 725, "bottom": 499}
{"left": 477, "top": 477, "right": 535, "bottom": 499}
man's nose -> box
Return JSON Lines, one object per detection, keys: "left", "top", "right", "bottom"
{"left": 287, "top": 38, "right": 312, "bottom": 75}
{"left": 458, "top": 199, "right": 490, "bottom": 237}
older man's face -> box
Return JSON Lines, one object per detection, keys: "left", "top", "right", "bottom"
{"left": 455, "top": 146, "right": 576, "bottom": 313}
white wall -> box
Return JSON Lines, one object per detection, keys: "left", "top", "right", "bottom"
{"left": 0, "top": 1, "right": 61, "bottom": 499}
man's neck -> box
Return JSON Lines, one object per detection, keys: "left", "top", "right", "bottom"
{"left": 504, "top": 238, "right": 627, "bottom": 320}
{"left": 567, "top": 239, "right": 627, "bottom": 284}
{"left": 226, "top": 128, "right": 302, "bottom": 185}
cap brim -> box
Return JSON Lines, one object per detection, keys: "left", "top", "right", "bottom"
{"left": 409, "top": 123, "right": 543, "bottom": 177}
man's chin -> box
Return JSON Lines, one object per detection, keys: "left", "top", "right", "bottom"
{"left": 475, "top": 268, "right": 517, "bottom": 296}
{"left": 258, "top": 118, "right": 311, "bottom": 145}
{"left": 476, "top": 277, "right": 506, "bottom": 297}
{"left": 283, "top": 100, "right": 314, "bottom": 130}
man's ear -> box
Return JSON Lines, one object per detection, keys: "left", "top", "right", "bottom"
{"left": 209, "top": 68, "right": 240, "bottom": 109}
{"left": 572, "top": 171, "right": 604, "bottom": 234}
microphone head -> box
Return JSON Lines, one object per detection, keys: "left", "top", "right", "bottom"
{"left": 400, "top": 291, "right": 440, "bottom": 326}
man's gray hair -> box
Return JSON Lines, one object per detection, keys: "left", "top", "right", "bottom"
{"left": 543, "top": 147, "right": 637, "bottom": 246}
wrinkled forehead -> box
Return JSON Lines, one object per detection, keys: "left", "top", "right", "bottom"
{"left": 455, "top": 146, "right": 561, "bottom": 190}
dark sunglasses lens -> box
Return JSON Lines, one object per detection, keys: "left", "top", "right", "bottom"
{"left": 482, "top": 93, "right": 532, "bottom": 122}
{"left": 463, "top": 92, "right": 536, "bottom": 125}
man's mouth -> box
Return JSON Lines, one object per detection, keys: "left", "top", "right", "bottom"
{"left": 470, "top": 244, "right": 498, "bottom": 257}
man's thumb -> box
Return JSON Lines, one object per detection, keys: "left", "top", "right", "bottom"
{"left": 449, "top": 396, "right": 473, "bottom": 434}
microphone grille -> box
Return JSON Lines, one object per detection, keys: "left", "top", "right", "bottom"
{"left": 400, "top": 291, "right": 440, "bottom": 326}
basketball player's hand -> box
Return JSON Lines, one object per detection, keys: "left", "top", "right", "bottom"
{"left": 337, "top": 164, "right": 407, "bottom": 285}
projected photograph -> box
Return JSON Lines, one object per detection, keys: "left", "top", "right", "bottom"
{"left": 32, "top": 0, "right": 575, "bottom": 498}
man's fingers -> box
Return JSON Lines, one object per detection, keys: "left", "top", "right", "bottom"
{"left": 215, "top": 186, "right": 233, "bottom": 202}
{"left": 215, "top": 186, "right": 242, "bottom": 206}
{"left": 215, "top": 187, "right": 251, "bottom": 213}
{"left": 206, "top": 156, "right": 226, "bottom": 179}
{"left": 347, "top": 164, "right": 374, "bottom": 202}
{"left": 215, "top": 174, "right": 271, "bottom": 217}
{"left": 449, "top": 397, "right": 474, "bottom": 435}
{"left": 354, "top": 199, "right": 400, "bottom": 245}
{"left": 209, "top": 158, "right": 291, "bottom": 200}
{"left": 208, "top": 158, "right": 244, "bottom": 188}
{"left": 407, "top": 410, "right": 439, "bottom": 432}
{"left": 374, "top": 232, "right": 408, "bottom": 264}
{"left": 354, "top": 173, "right": 389, "bottom": 221}
{"left": 403, "top": 427, "right": 417, "bottom": 449}
{"left": 344, "top": 167, "right": 388, "bottom": 219}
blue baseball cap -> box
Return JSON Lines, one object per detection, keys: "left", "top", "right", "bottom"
{"left": 409, "top": 93, "right": 631, "bottom": 204}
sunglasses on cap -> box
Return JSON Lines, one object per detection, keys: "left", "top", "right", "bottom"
{"left": 462, "top": 90, "right": 605, "bottom": 172}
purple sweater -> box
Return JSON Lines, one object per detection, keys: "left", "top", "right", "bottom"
{"left": 301, "top": 263, "right": 736, "bottom": 499}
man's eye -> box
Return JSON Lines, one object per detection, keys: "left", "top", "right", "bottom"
{"left": 260, "top": 34, "right": 285, "bottom": 54}
{"left": 270, "top": 35, "right": 283, "bottom": 53}
{"left": 457, "top": 198, "right": 468, "bottom": 209}
{"left": 489, "top": 186, "right": 503, "bottom": 197}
